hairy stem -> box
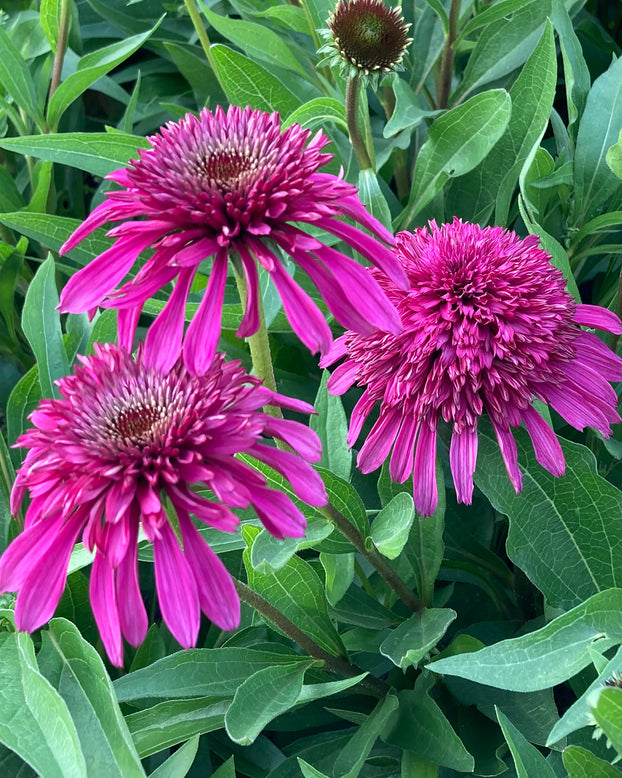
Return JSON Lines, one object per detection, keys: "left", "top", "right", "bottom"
{"left": 49, "top": 0, "right": 72, "bottom": 101}
{"left": 436, "top": 0, "right": 461, "bottom": 109}
{"left": 235, "top": 580, "right": 387, "bottom": 696}
{"left": 320, "top": 503, "right": 423, "bottom": 612}
{"left": 346, "top": 76, "right": 373, "bottom": 170}
{"left": 184, "top": 0, "right": 226, "bottom": 93}
{"left": 232, "top": 260, "right": 282, "bottom": 419}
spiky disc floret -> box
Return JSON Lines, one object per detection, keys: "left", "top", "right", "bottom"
{"left": 323, "top": 219, "right": 622, "bottom": 516}
{"left": 319, "top": 0, "right": 411, "bottom": 83}
{"left": 58, "top": 106, "right": 406, "bottom": 374}
{"left": 1, "top": 341, "right": 327, "bottom": 665}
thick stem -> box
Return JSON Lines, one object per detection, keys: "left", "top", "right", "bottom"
{"left": 320, "top": 503, "right": 423, "bottom": 612}
{"left": 232, "top": 261, "right": 282, "bottom": 419}
{"left": 49, "top": 0, "right": 72, "bottom": 102}
{"left": 436, "top": 0, "right": 461, "bottom": 109}
{"left": 345, "top": 76, "right": 373, "bottom": 171}
{"left": 235, "top": 579, "right": 387, "bottom": 696}
{"left": 184, "top": 0, "right": 226, "bottom": 94}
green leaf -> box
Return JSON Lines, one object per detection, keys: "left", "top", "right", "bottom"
{"left": 298, "top": 759, "right": 330, "bottom": 778}
{"left": 428, "top": 588, "right": 622, "bottom": 692}
{"left": 474, "top": 421, "right": 622, "bottom": 609}
{"left": 282, "top": 98, "right": 347, "bottom": 133}
{"left": 47, "top": 23, "right": 162, "bottom": 130}
{"left": 125, "top": 697, "right": 229, "bottom": 758}
{"left": 573, "top": 55, "right": 622, "bottom": 225}
{"left": 6, "top": 365, "right": 40, "bottom": 454}
{"left": 607, "top": 129, "right": 622, "bottom": 182}
{"left": 148, "top": 735, "right": 199, "bottom": 778}
{"left": 497, "top": 708, "right": 557, "bottom": 778}
{"left": 551, "top": 0, "right": 590, "bottom": 136}
{"left": 0, "top": 133, "right": 151, "bottom": 178}
{"left": 357, "top": 169, "right": 392, "bottom": 231}
{"left": 0, "top": 166, "right": 24, "bottom": 211}
{"left": 113, "top": 648, "right": 307, "bottom": 702}
{"left": 0, "top": 26, "right": 43, "bottom": 130}
{"left": 447, "top": 23, "right": 556, "bottom": 224}
{"left": 38, "top": 620, "right": 145, "bottom": 778}
{"left": 454, "top": 0, "right": 553, "bottom": 102}
{"left": 383, "top": 78, "right": 442, "bottom": 138}
{"left": 210, "top": 44, "right": 301, "bottom": 118}
{"left": 311, "top": 370, "right": 351, "bottom": 481}
{"left": 320, "top": 552, "right": 354, "bottom": 606}
{"left": 332, "top": 694, "right": 399, "bottom": 778}
{"left": 382, "top": 683, "right": 475, "bottom": 772}
{"left": 401, "top": 89, "right": 511, "bottom": 227}
{"left": 0, "top": 428, "right": 15, "bottom": 554}
{"left": 244, "top": 528, "right": 346, "bottom": 657}
{"left": 0, "top": 633, "right": 86, "bottom": 778}
{"left": 0, "top": 212, "right": 111, "bottom": 268}
{"left": 22, "top": 254, "right": 69, "bottom": 399}
{"left": 562, "top": 745, "right": 621, "bottom": 778}
{"left": 380, "top": 609, "right": 457, "bottom": 670}
{"left": 40, "top": 0, "right": 62, "bottom": 52}
{"left": 200, "top": 3, "right": 308, "bottom": 78}
{"left": 249, "top": 523, "right": 333, "bottom": 574}
{"left": 369, "top": 492, "right": 415, "bottom": 560}
{"left": 225, "top": 661, "right": 313, "bottom": 745}
{"left": 590, "top": 687, "right": 622, "bottom": 756}
{"left": 549, "top": 644, "right": 622, "bottom": 744}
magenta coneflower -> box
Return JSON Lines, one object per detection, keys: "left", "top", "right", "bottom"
{"left": 323, "top": 219, "right": 622, "bottom": 516}
{"left": 0, "top": 342, "right": 327, "bottom": 666}
{"left": 58, "top": 105, "right": 405, "bottom": 373}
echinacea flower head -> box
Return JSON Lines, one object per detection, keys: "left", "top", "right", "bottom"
{"left": 319, "top": 0, "right": 412, "bottom": 86}
{"left": 59, "top": 105, "right": 405, "bottom": 375}
{"left": 323, "top": 219, "right": 622, "bottom": 516}
{"left": 1, "top": 341, "right": 327, "bottom": 666}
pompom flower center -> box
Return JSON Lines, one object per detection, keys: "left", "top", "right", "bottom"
{"left": 192, "top": 148, "right": 257, "bottom": 191}
{"left": 108, "top": 402, "right": 168, "bottom": 446}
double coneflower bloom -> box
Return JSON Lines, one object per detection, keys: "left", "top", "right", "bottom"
{"left": 2, "top": 105, "right": 621, "bottom": 665}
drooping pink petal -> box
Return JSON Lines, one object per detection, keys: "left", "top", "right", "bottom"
{"left": 90, "top": 552, "right": 124, "bottom": 668}
{"left": 251, "top": 486, "right": 307, "bottom": 539}
{"left": 449, "top": 427, "right": 478, "bottom": 505}
{"left": 522, "top": 405, "right": 564, "bottom": 477}
{"left": 491, "top": 421, "right": 522, "bottom": 493}
{"left": 144, "top": 267, "right": 196, "bottom": 373}
{"left": 574, "top": 303, "right": 622, "bottom": 334}
{"left": 184, "top": 249, "right": 228, "bottom": 375}
{"left": 15, "top": 513, "right": 84, "bottom": 632}
{"left": 179, "top": 512, "right": 240, "bottom": 631}
{"left": 236, "top": 243, "right": 261, "bottom": 338}
{"left": 247, "top": 444, "right": 327, "bottom": 506}
{"left": 412, "top": 422, "right": 438, "bottom": 516}
{"left": 116, "top": 518, "right": 148, "bottom": 647}
{"left": 153, "top": 522, "right": 200, "bottom": 649}
{"left": 389, "top": 413, "right": 420, "bottom": 483}
{"left": 59, "top": 232, "right": 157, "bottom": 313}
{"left": 358, "top": 407, "right": 403, "bottom": 473}
{"left": 261, "top": 418, "right": 322, "bottom": 461}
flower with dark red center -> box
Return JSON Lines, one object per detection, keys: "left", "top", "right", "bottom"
{"left": 322, "top": 219, "right": 622, "bottom": 516}
{"left": 58, "top": 105, "right": 405, "bottom": 374}
{"left": 0, "top": 341, "right": 327, "bottom": 666}
{"left": 319, "top": 0, "right": 412, "bottom": 83}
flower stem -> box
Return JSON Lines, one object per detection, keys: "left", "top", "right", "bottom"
{"left": 346, "top": 76, "right": 373, "bottom": 171}
{"left": 436, "top": 0, "right": 461, "bottom": 109}
{"left": 234, "top": 579, "right": 387, "bottom": 696}
{"left": 320, "top": 502, "right": 423, "bottom": 612}
{"left": 49, "top": 0, "right": 71, "bottom": 101}
{"left": 232, "top": 261, "right": 282, "bottom": 419}
{"left": 184, "top": 0, "right": 226, "bottom": 94}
